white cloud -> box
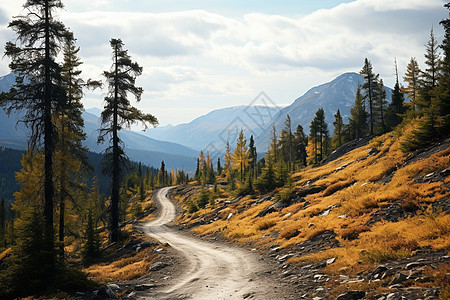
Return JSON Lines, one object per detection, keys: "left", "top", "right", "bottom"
{"left": 0, "top": 0, "right": 447, "bottom": 125}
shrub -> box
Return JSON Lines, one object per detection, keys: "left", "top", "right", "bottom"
{"left": 197, "top": 189, "right": 209, "bottom": 209}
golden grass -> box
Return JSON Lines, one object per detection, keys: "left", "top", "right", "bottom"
{"left": 83, "top": 248, "right": 156, "bottom": 283}
{"left": 175, "top": 134, "right": 450, "bottom": 278}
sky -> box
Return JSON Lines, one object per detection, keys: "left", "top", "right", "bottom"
{"left": 0, "top": 0, "right": 447, "bottom": 126}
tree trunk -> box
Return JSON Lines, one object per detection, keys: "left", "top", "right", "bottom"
{"left": 43, "top": 0, "right": 55, "bottom": 254}
{"left": 111, "top": 44, "right": 120, "bottom": 243}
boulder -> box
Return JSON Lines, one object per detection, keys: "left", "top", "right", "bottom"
{"left": 93, "top": 285, "right": 117, "bottom": 300}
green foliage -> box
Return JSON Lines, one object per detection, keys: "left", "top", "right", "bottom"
{"left": 187, "top": 201, "right": 199, "bottom": 213}
{"left": 197, "top": 189, "right": 210, "bottom": 209}
{"left": 256, "top": 160, "right": 277, "bottom": 194}
{"left": 360, "top": 58, "right": 380, "bottom": 135}
{"left": 309, "top": 108, "right": 330, "bottom": 164}
{"left": 82, "top": 210, "right": 100, "bottom": 266}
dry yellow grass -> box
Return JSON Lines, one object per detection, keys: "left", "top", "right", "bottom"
{"left": 176, "top": 134, "right": 450, "bottom": 279}
{"left": 83, "top": 248, "right": 156, "bottom": 283}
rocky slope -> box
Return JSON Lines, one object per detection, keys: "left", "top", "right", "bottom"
{"left": 170, "top": 133, "right": 450, "bottom": 299}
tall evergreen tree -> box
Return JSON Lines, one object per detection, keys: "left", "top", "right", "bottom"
{"left": 310, "top": 108, "right": 329, "bottom": 163}
{"left": 386, "top": 59, "right": 406, "bottom": 129}
{"left": 402, "top": 57, "right": 421, "bottom": 112}
{"left": 158, "top": 161, "right": 166, "bottom": 187}
{"left": 0, "top": 0, "right": 72, "bottom": 273}
{"left": 98, "top": 38, "right": 158, "bottom": 243}
{"left": 360, "top": 58, "right": 379, "bottom": 135}
{"left": 332, "top": 109, "right": 344, "bottom": 149}
{"left": 350, "top": 85, "right": 369, "bottom": 139}
{"left": 293, "top": 124, "right": 308, "bottom": 167}
{"left": 284, "top": 115, "right": 293, "bottom": 172}
{"left": 374, "top": 79, "right": 388, "bottom": 134}
{"left": 231, "top": 129, "right": 249, "bottom": 183}
{"left": 248, "top": 135, "right": 257, "bottom": 180}
{"left": 418, "top": 27, "right": 441, "bottom": 111}
{"left": 56, "top": 36, "right": 100, "bottom": 257}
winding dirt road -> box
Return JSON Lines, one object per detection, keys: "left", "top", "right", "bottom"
{"left": 143, "top": 187, "right": 285, "bottom": 300}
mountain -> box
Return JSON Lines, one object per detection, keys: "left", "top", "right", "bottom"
{"left": 143, "top": 105, "right": 281, "bottom": 151}
{"left": 0, "top": 74, "right": 197, "bottom": 172}
{"left": 255, "top": 72, "right": 393, "bottom": 150}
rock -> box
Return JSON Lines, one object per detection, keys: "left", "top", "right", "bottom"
{"left": 278, "top": 253, "right": 293, "bottom": 262}
{"left": 372, "top": 265, "right": 388, "bottom": 276}
{"left": 135, "top": 284, "right": 156, "bottom": 291}
{"left": 126, "top": 291, "right": 137, "bottom": 298}
{"left": 336, "top": 290, "right": 365, "bottom": 300}
{"left": 406, "top": 262, "right": 423, "bottom": 269}
{"left": 257, "top": 205, "right": 277, "bottom": 217}
{"left": 390, "top": 272, "right": 407, "bottom": 285}
{"left": 386, "top": 293, "right": 399, "bottom": 300}
{"left": 338, "top": 214, "right": 347, "bottom": 219}
{"left": 93, "top": 285, "right": 117, "bottom": 300}
{"left": 326, "top": 257, "right": 336, "bottom": 265}
{"left": 107, "top": 284, "right": 121, "bottom": 292}
{"left": 389, "top": 284, "right": 403, "bottom": 289}
{"left": 149, "top": 261, "right": 169, "bottom": 271}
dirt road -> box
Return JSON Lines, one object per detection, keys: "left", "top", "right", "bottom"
{"left": 142, "top": 187, "right": 287, "bottom": 300}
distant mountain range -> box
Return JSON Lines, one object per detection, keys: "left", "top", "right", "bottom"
{"left": 254, "top": 72, "right": 392, "bottom": 150}
{"left": 143, "top": 105, "right": 281, "bottom": 152}
{"left": 0, "top": 72, "right": 395, "bottom": 168}
{"left": 0, "top": 73, "right": 198, "bottom": 172}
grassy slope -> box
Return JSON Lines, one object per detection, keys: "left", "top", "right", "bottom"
{"left": 173, "top": 132, "right": 450, "bottom": 297}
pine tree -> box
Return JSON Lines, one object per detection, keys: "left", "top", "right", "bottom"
{"left": 293, "top": 124, "right": 308, "bottom": 167}
{"left": 434, "top": 3, "right": 450, "bottom": 129}
{"left": 386, "top": 59, "right": 406, "bottom": 129}
{"left": 56, "top": 36, "right": 99, "bottom": 257}
{"left": 402, "top": 57, "right": 421, "bottom": 112}
{"left": 360, "top": 58, "right": 379, "bottom": 135}
{"left": 223, "top": 141, "right": 232, "bottom": 182}
{"left": 216, "top": 157, "right": 222, "bottom": 176}
{"left": 194, "top": 158, "right": 200, "bottom": 181}
{"left": 248, "top": 135, "right": 257, "bottom": 180}
{"left": 231, "top": 129, "right": 249, "bottom": 183}
{"left": 98, "top": 39, "right": 158, "bottom": 243}
{"left": 158, "top": 161, "right": 166, "bottom": 187}
{"left": 350, "top": 85, "right": 369, "bottom": 139}
{"left": 0, "top": 0, "right": 72, "bottom": 266}
{"left": 255, "top": 159, "right": 276, "bottom": 193}
{"left": 269, "top": 125, "right": 278, "bottom": 162}
{"left": 310, "top": 108, "right": 329, "bottom": 163}
{"left": 374, "top": 79, "right": 388, "bottom": 134}
{"left": 418, "top": 27, "right": 441, "bottom": 111}
{"left": 284, "top": 115, "right": 293, "bottom": 172}
{"left": 332, "top": 109, "right": 344, "bottom": 149}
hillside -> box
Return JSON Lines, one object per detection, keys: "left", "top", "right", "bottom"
{"left": 171, "top": 132, "right": 450, "bottom": 299}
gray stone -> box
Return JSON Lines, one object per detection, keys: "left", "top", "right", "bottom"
{"left": 93, "top": 285, "right": 117, "bottom": 300}
{"left": 326, "top": 257, "right": 336, "bottom": 265}
{"left": 406, "top": 262, "right": 423, "bottom": 269}
{"left": 149, "top": 261, "right": 169, "bottom": 271}
{"left": 135, "top": 284, "right": 156, "bottom": 291}
{"left": 390, "top": 273, "right": 407, "bottom": 285}
{"left": 386, "top": 293, "right": 399, "bottom": 300}
{"left": 336, "top": 290, "right": 365, "bottom": 300}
